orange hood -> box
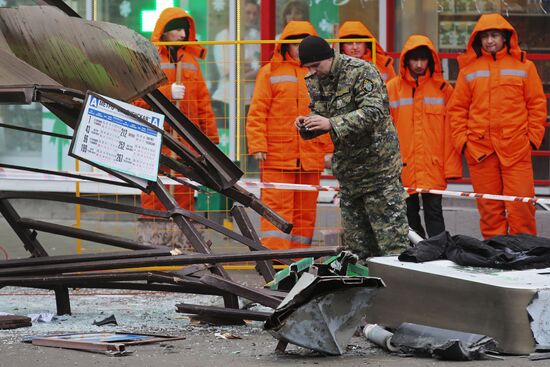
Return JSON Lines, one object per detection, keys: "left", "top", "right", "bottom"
{"left": 337, "top": 21, "right": 389, "bottom": 61}
{"left": 272, "top": 21, "right": 317, "bottom": 65}
{"left": 399, "top": 34, "right": 443, "bottom": 83}
{"left": 458, "top": 13, "right": 523, "bottom": 68}
{"left": 152, "top": 7, "right": 206, "bottom": 60}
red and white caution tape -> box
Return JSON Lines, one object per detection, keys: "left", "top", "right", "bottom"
{"left": 405, "top": 187, "right": 547, "bottom": 205}
{"left": 0, "top": 169, "right": 340, "bottom": 191}
{"left": 236, "top": 180, "right": 339, "bottom": 192}
{"left": 0, "top": 168, "right": 548, "bottom": 204}
{"left": 236, "top": 180, "right": 550, "bottom": 205}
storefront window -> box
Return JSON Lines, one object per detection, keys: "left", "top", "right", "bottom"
{"left": 393, "top": 1, "right": 439, "bottom": 52}
{"left": 274, "top": 0, "right": 380, "bottom": 40}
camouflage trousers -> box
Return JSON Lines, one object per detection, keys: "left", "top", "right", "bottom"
{"left": 136, "top": 218, "right": 196, "bottom": 251}
{"left": 340, "top": 178, "right": 409, "bottom": 260}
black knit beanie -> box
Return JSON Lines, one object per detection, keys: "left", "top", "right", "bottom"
{"left": 298, "top": 35, "right": 335, "bottom": 66}
{"left": 164, "top": 17, "right": 190, "bottom": 34}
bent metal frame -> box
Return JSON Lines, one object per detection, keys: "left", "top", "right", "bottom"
{"left": 0, "top": 1, "right": 337, "bottom": 320}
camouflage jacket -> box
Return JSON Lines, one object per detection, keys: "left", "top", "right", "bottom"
{"left": 305, "top": 54, "right": 403, "bottom": 198}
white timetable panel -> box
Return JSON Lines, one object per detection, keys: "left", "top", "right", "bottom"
{"left": 71, "top": 94, "right": 164, "bottom": 182}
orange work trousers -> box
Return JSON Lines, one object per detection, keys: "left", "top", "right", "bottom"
{"left": 141, "top": 185, "right": 194, "bottom": 212}
{"left": 468, "top": 152, "right": 536, "bottom": 239}
{"left": 260, "top": 169, "right": 321, "bottom": 250}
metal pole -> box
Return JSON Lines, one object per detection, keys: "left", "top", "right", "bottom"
{"left": 235, "top": 0, "right": 242, "bottom": 162}
{"left": 378, "top": 0, "right": 387, "bottom": 50}
{"left": 0, "top": 247, "right": 339, "bottom": 277}
{"left": 85, "top": 0, "right": 94, "bottom": 21}
{"left": 228, "top": 0, "right": 237, "bottom": 161}
{"left": 260, "top": 0, "right": 276, "bottom": 65}
{"left": 386, "top": 0, "right": 395, "bottom": 52}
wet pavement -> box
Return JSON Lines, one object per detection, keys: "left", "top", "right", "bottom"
{"left": 0, "top": 281, "right": 538, "bottom": 367}
{"left": 0, "top": 219, "right": 543, "bottom": 366}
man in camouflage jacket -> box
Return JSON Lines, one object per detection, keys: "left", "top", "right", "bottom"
{"left": 296, "top": 35, "right": 409, "bottom": 259}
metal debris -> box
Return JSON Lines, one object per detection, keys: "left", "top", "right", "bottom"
{"left": 93, "top": 315, "right": 118, "bottom": 327}
{"left": 363, "top": 324, "right": 398, "bottom": 352}
{"left": 23, "top": 332, "right": 185, "bottom": 356}
{"left": 0, "top": 315, "right": 32, "bottom": 329}
{"left": 0, "top": 2, "right": 339, "bottom": 323}
{"left": 215, "top": 332, "right": 242, "bottom": 340}
{"left": 265, "top": 273, "right": 384, "bottom": 355}
{"left": 390, "top": 323, "right": 498, "bottom": 361}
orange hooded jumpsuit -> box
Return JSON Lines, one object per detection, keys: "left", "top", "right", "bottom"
{"left": 447, "top": 14, "right": 547, "bottom": 239}
{"left": 387, "top": 35, "right": 462, "bottom": 238}
{"left": 140, "top": 8, "right": 219, "bottom": 212}
{"left": 246, "top": 21, "right": 333, "bottom": 250}
{"left": 337, "top": 21, "right": 396, "bottom": 83}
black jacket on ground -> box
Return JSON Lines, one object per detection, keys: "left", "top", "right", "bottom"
{"left": 398, "top": 232, "right": 550, "bottom": 270}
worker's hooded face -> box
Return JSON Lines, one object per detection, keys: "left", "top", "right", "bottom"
{"left": 283, "top": 34, "right": 310, "bottom": 61}
{"left": 404, "top": 45, "right": 433, "bottom": 79}
{"left": 287, "top": 43, "right": 301, "bottom": 61}
{"left": 460, "top": 14, "right": 518, "bottom": 67}
{"left": 407, "top": 58, "right": 429, "bottom": 78}
{"left": 336, "top": 21, "right": 384, "bottom": 62}
{"left": 275, "top": 21, "right": 317, "bottom": 63}
{"left": 341, "top": 40, "right": 369, "bottom": 59}
{"left": 161, "top": 17, "right": 190, "bottom": 42}
{"left": 479, "top": 29, "right": 506, "bottom": 54}
{"left": 163, "top": 28, "right": 187, "bottom": 42}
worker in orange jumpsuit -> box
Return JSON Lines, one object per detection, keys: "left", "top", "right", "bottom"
{"left": 246, "top": 21, "right": 333, "bottom": 250}
{"left": 387, "top": 35, "right": 462, "bottom": 239}
{"left": 337, "top": 21, "right": 396, "bottom": 83}
{"left": 137, "top": 8, "right": 219, "bottom": 246}
{"left": 447, "top": 13, "right": 547, "bottom": 239}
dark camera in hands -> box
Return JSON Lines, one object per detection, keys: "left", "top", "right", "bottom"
{"left": 299, "top": 118, "right": 323, "bottom": 140}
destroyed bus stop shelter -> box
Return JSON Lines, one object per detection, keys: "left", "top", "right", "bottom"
{"left": 0, "top": 3, "right": 338, "bottom": 321}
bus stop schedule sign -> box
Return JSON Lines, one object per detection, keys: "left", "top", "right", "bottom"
{"left": 70, "top": 94, "right": 164, "bottom": 182}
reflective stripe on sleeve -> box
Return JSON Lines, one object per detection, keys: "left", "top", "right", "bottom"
{"left": 500, "top": 69, "right": 527, "bottom": 77}
{"left": 389, "top": 98, "right": 413, "bottom": 108}
{"left": 270, "top": 75, "right": 298, "bottom": 84}
{"left": 465, "top": 70, "right": 490, "bottom": 81}
{"left": 423, "top": 97, "right": 444, "bottom": 105}
{"left": 160, "top": 63, "right": 197, "bottom": 71}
